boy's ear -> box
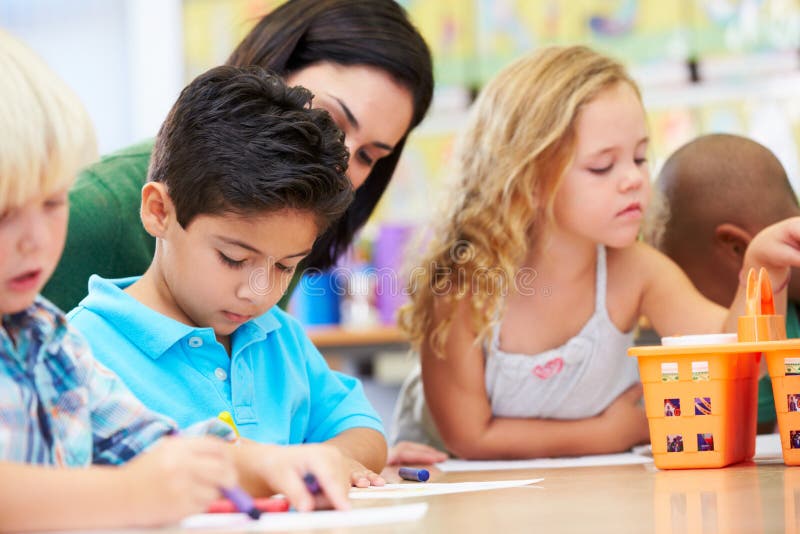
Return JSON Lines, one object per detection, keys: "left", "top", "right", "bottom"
{"left": 714, "top": 223, "right": 752, "bottom": 261}
{"left": 140, "top": 182, "right": 175, "bottom": 238}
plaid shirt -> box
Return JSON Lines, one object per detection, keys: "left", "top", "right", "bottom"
{"left": 0, "top": 296, "right": 232, "bottom": 466}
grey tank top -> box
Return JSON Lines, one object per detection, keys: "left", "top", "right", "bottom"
{"left": 391, "top": 245, "right": 639, "bottom": 449}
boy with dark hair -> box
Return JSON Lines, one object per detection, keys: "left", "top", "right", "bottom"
{"left": 0, "top": 34, "right": 348, "bottom": 531}
{"left": 653, "top": 133, "right": 800, "bottom": 433}
{"left": 68, "top": 65, "right": 388, "bottom": 486}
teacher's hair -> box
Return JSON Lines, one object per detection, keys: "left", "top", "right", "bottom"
{"left": 229, "top": 0, "right": 434, "bottom": 269}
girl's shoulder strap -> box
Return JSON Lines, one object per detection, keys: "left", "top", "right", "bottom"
{"left": 595, "top": 244, "right": 608, "bottom": 313}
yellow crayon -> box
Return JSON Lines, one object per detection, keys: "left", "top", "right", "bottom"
{"left": 218, "top": 410, "right": 240, "bottom": 437}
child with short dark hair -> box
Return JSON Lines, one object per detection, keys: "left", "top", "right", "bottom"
{"left": 68, "top": 65, "right": 389, "bottom": 486}
{"left": 0, "top": 30, "right": 350, "bottom": 533}
{"left": 652, "top": 133, "right": 800, "bottom": 433}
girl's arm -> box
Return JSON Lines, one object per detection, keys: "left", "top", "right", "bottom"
{"left": 639, "top": 215, "right": 800, "bottom": 336}
{"left": 422, "top": 300, "right": 648, "bottom": 460}
{"left": 636, "top": 243, "right": 729, "bottom": 336}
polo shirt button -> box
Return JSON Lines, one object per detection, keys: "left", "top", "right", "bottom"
{"left": 214, "top": 368, "right": 228, "bottom": 381}
{"left": 188, "top": 336, "right": 203, "bottom": 348}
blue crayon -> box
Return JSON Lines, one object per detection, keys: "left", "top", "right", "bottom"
{"left": 398, "top": 467, "right": 430, "bottom": 482}
{"left": 221, "top": 486, "right": 261, "bottom": 520}
{"left": 304, "top": 473, "right": 322, "bottom": 495}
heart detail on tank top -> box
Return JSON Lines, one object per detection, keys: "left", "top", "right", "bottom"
{"left": 532, "top": 357, "right": 564, "bottom": 380}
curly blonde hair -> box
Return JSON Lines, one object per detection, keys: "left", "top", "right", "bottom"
{"left": 399, "top": 46, "right": 640, "bottom": 358}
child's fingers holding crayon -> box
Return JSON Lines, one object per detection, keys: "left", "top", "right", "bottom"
{"left": 122, "top": 436, "right": 238, "bottom": 524}
{"left": 183, "top": 439, "right": 239, "bottom": 494}
{"left": 253, "top": 443, "right": 350, "bottom": 512}
{"left": 276, "top": 470, "right": 345, "bottom": 513}
{"left": 159, "top": 437, "right": 238, "bottom": 508}
{"left": 301, "top": 450, "right": 351, "bottom": 511}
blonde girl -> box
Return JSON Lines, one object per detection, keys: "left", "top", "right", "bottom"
{"left": 392, "top": 45, "right": 800, "bottom": 459}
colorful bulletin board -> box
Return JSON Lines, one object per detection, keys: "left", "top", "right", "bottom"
{"left": 183, "top": 0, "right": 800, "bottom": 228}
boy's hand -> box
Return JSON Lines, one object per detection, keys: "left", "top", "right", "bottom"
{"left": 241, "top": 443, "right": 350, "bottom": 512}
{"left": 346, "top": 458, "right": 385, "bottom": 488}
{"left": 387, "top": 441, "right": 447, "bottom": 465}
{"left": 121, "top": 436, "right": 236, "bottom": 526}
{"left": 599, "top": 384, "right": 650, "bottom": 451}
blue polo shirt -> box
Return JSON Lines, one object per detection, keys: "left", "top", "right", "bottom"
{"left": 67, "top": 276, "right": 385, "bottom": 444}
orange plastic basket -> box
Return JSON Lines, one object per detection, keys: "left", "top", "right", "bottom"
{"left": 629, "top": 268, "right": 789, "bottom": 469}
{"left": 630, "top": 340, "right": 760, "bottom": 469}
{"left": 764, "top": 345, "right": 800, "bottom": 465}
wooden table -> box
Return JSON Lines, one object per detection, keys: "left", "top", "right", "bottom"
{"left": 131, "top": 456, "right": 795, "bottom": 533}
{"left": 355, "top": 460, "right": 792, "bottom": 533}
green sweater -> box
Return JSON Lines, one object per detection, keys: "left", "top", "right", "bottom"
{"left": 43, "top": 140, "right": 299, "bottom": 311}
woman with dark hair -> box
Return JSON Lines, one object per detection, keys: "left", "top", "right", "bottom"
{"left": 229, "top": 0, "right": 434, "bottom": 272}
{"left": 44, "top": 0, "right": 444, "bottom": 467}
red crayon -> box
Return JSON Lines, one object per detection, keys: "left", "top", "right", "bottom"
{"left": 207, "top": 497, "right": 290, "bottom": 514}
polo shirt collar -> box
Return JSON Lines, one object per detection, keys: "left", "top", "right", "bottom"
{"left": 229, "top": 306, "right": 283, "bottom": 358}
{"left": 250, "top": 309, "right": 281, "bottom": 334}
{"left": 79, "top": 275, "right": 210, "bottom": 359}
{"left": 78, "top": 275, "right": 283, "bottom": 359}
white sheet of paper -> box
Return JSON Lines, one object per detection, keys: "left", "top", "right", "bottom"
{"left": 437, "top": 452, "right": 652, "bottom": 472}
{"left": 349, "top": 478, "right": 543, "bottom": 499}
{"left": 180, "top": 503, "right": 427, "bottom": 531}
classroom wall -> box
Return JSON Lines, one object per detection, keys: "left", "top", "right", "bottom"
{"left": 4, "top": 0, "right": 797, "bottom": 196}
{"left": 1, "top": 0, "right": 183, "bottom": 155}
{"left": 384, "top": 0, "right": 800, "bottom": 230}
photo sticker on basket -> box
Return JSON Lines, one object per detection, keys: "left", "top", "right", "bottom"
{"left": 788, "top": 394, "right": 800, "bottom": 412}
{"left": 791, "top": 431, "right": 800, "bottom": 449}
{"left": 664, "top": 398, "right": 680, "bottom": 416}
{"left": 661, "top": 362, "right": 679, "bottom": 382}
{"left": 694, "top": 397, "right": 711, "bottom": 416}
{"left": 691, "top": 361, "right": 709, "bottom": 381}
{"left": 667, "top": 434, "right": 684, "bottom": 452}
{"left": 785, "top": 358, "right": 800, "bottom": 376}
{"left": 697, "top": 433, "right": 714, "bottom": 452}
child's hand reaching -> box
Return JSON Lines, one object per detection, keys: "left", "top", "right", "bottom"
{"left": 387, "top": 441, "right": 448, "bottom": 465}
{"left": 744, "top": 216, "right": 800, "bottom": 295}
{"left": 238, "top": 442, "right": 350, "bottom": 511}
{"left": 599, "top": 384, "right": 650, "bottom": 452}
{"left": 121, "top": 435, "right": 236, "bottom": 526}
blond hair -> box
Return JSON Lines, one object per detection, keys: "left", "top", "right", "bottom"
{"left": 0, "top": 30, "right": 97, "bottom": 211}
{"left": 399, "top": 46, "right": 640, "bottom": 358}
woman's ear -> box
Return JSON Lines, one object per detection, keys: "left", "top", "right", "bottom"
{"left": 714, "top": 223, "right": 752, "bottom": 261}
{"left": 140, "top": 182, "right": 174, "bottom": 238}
